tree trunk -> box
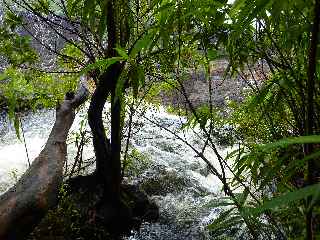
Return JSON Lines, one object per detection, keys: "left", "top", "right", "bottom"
{"left": 0, "top": 78, "right": 88, "bottom": 240}
{"left": 88, "top": 0, "right": 124, "bottom": 202}
{"left": 110, "top": 87, "right": 122, "bottom": 201}
{"left": 88, "top": 62, "right": 123, "bottom": 201}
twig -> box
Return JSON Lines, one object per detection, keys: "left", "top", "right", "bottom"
{"left": 20, "top": 117, "right": 31, "bottom": 167}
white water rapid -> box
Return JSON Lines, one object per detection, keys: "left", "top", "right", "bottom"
{"left": 0, "top": 105, "right": 230, "bottom": 239}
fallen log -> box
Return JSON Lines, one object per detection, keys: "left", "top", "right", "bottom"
{"left": 0, "top": 77, "right": 88, "bottom": 240}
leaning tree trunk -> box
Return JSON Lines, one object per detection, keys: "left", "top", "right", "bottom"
{"left": 0, "top": 78, "right": 88, "bottom": 240}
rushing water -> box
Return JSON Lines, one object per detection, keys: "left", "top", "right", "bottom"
{"left": 0, "top": 105, "right": 230, "bottom": 239}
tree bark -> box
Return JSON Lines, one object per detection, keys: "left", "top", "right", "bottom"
{"left": 88, "top": 0, "right": 123, "bottom": 202}
{"left": 0, "top": 77, "right": 88, "bottom": 240}
{"left": 110, "top": 85, "right": 122, "bottom": 201}
{"left": 88, "top": 63, "right": 123, "bottom": 202}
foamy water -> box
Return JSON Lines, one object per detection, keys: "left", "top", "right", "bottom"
{"left": 0, "top": 104, "right": 230, "bottom": 239}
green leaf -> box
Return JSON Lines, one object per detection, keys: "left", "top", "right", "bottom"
{"left": 260, "top": 135, "right": 320, "bottom": 152}
{"left": 115, "top": 47, "right": 129, "bottom": 60}
{"left": 0, "top": 73, "right": 8, "bottom": 81}
{"left": 153, "top": 2, "right": 175, "bottom": 15}
{"left": 207, "top": 208, "right": 243, "bottom": 233}
{"left": 244, "top": 0, "right": 273, "bottom": 26}
{"left": 129, "top": 63, "right": 145, "bottom": 98}
{"left": 79, "top": 57, "right": 123, "bottom": 75}
{"left": 129, "top": 30, "right": 156, "bottom": 58}
{"left": 247, "top": 183, "right": 320, "bottom": 215}
{"left": 207, "top": 49, "right": 219, "bottom": 61}
{"left": 205, "top": 197, "right": 235, "bottom": 208}
{"left": 32, "top": 0, "right": 50, "bottom": 15}
{"left": 4, "top": 12, "right": 23, "bottom": 30}
{"left": 82, "top": 0, "right": 95, "bottom": 21}
{"left": 114, "top": 67, "right": 129, "bottom": 104}
{"left": 230, "top": 0, "right": 246, "bottom": 17}
{"left": 248, "top": 81, "right": 274, "bottom": 110}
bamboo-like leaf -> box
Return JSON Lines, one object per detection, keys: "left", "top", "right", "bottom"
{"left": 82, "top": 0, "right": 95, "bottom": 21}
{"left": 205, "top": 197, "right": 235, "bottom": 208}
{"left": 114, "top": 67, "right": 129, "bottom": 105}
{"left": 4, "top": 11, "right": 23, "bottom": 29}
{"left": 246, "top": 183, "right": 320, "bottom": 215}
{"left": 248, "top": 81, "right": 274, "bottom": 110}
{"left": 115, "top": 47, "right": 129, "bottom": 60}
{"left": 238, "top": 0, "right": 274, "bottom": 26}
{"left": 260, "top": 135, "right": 320, "bottom": 152}
{"left": 32, "top": 0, "right": 50, "bottom": 15}
{"left": 79, "top": 57, "right": 123, "bottom": 75}
{"left": 129, "top": 30, "right": 156, "bottom": 58}
{"left": 207, "top": 208, "right": 243, "bottom": 233}
{"left": 137, "top": 65, "right": 145, "bottom": 87}
{"left": 0, "top": 73, "right": 8, "bottom": 81}
{"left": 153, "top": 2, "right": 175, "bottom": 15}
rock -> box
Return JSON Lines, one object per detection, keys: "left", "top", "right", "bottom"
{"left": 66, "top": 174, "right": 159, "bottom": 235}
{"left": 121, "top": 184, "right": 159, "bottom": 224}
{"left": 138, "top": 168, "right": 191, "bottom": 196}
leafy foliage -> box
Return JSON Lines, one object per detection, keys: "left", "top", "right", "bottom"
{"left": 0, "top": 13, "right": 38, "bottom": 66}
{"left": 0, "top": 0, "right": 320, "bottom": 239}
{"left": 123, "top": 148, "right": 151, "bottom": 179}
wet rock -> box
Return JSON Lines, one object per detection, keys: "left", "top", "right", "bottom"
{"left": 138, "top": 168, "right": 191, "bottom": 196}
{"left": 121, "top": 184, "right": 159, "bottom": 224}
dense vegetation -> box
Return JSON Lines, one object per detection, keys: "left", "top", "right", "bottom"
{"left": 0, "top": 0, "right": 319, "bottom": 239}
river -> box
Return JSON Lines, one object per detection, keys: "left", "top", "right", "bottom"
{"left": 0, "top": 104, "right": 230, "bottom": 239}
